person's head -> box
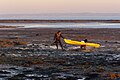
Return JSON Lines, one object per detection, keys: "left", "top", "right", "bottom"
{"left": 57, "top": 31, "right": 61, "bottom": 34}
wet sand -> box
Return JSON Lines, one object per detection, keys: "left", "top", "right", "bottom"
{"left": 0, "top": 28, "right": 120, "bottom": 79}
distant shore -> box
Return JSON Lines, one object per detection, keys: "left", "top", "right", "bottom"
{"left": 0, "top": 26, "right": 23, "bottom": 28}
{"left": 0, "top": 20, "right": 120, "bottom": 23}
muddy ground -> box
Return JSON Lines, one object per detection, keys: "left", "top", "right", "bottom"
{"left": 0, "top": 28, "right": 120, "bottom": 80}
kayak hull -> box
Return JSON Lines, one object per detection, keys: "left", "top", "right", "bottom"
{"left": 64, "top": 39, "right": 100, "bottom": 48}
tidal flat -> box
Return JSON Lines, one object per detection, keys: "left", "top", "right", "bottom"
{"left": 0, "top": 28, "right": 120, "bottom": 80}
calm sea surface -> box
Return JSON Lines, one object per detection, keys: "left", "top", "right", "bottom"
{"left": 0, "top": 13, "right": 120, "bottom": 28}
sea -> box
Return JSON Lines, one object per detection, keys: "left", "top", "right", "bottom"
{"left": 0, "top": 13, "right": 120, "bottom": 28}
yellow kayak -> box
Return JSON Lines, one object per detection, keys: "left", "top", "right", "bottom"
{"left": 64, "top": 39, "right": 100, "bottom": 48}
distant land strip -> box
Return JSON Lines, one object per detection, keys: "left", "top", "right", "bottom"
{"left": 0, "top": 20, "right": 120, "bottom": 23}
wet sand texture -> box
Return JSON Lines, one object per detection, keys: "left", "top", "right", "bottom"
{"left": 0, "top": 28, "right": 120, "bottom": 79}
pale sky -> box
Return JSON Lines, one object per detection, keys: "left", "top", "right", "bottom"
{"left": 0, "top": 0, "right": 120, "bottom": 14}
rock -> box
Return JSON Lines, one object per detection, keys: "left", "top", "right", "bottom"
{"left": 0, "top": 53, "right": 6, "bottom": 57}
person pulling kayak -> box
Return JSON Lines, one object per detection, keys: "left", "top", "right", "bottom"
{"left": 53, "top": 31, "right": 64, "bottom": 50}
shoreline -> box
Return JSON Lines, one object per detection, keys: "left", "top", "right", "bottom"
{"left": 0, "top": 19, "right": 120, "bottom": 23}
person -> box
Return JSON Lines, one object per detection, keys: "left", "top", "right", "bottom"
{"left": 53, "top": 31, "right": 64, "bottom": 50}
{"left": 81, "top": 39, "right": 88, "bottom": 50}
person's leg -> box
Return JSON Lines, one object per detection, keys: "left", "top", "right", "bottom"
{"left": 55, "top": 41, "right": 58, "bottom": 49}
{"left": 81, "top": 45, "right": 86, "bottom": 50}
{"left": 59, "top": 40, "right": 63, "bottom": 50}
{"left": 81, "top": 45, "right": 83, "bottom": 49}
{"left": 84, "top": 45, "right": 86, "bottom": 50}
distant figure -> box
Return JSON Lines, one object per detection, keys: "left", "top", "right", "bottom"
{"left": 81, "top": 39, "right": 88, "bottom": 50}
{"left": 54, "top": 31, "right": 64, "bottom": 50}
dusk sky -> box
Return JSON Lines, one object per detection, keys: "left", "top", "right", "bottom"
{"left": 0, "top": 0, "right": 120, "bottom": 14}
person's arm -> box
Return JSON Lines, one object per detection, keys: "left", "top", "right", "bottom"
{"left": 60, "top": 34, "right": 64, "bottom": 39}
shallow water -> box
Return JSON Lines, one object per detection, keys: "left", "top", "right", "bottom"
{"left": 0, "top": 22, "right": 120, "bottom": 28}
{"left": 0, "top": 13, "right": 120, "bottom": 20}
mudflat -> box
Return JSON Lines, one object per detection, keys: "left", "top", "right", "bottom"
{"left": 0, "top": 28, "right": 120, "bottom": 79}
